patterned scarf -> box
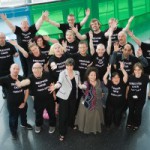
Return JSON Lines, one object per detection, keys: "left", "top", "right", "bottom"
{"left": 83, "top": 82, "right": 96, "bottom": 111}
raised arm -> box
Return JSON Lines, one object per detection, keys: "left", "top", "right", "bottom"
{"left": 103, "top": 65, "right": 111, "bottom": 85}
{"left": 89, "top": 30, "right": 95, "bottom": 55}
{"left": 127, "top": 30, "right": 141, "bottom": 46}
{"left": 35, "top": 11, "right": 48, "bottom": 30}
{"left": 80, "top": 8, "right": 90, "bottom": 26}
{"left": 106, "top": 28, "right": 113, "bottom": 55}
{"left": 43, "top": 35, "right": 59, "bottom": 44}
{"left": 123, "top": 16, "right": 134, "bottom": 32}
{"left": 72, "top": 26, "right": 87, "bottom": 40}
{"left": 0, "top": 14, "right": 16, "bottom": 32}
{"left": 8, "top": 40, "right": 29, "bottom": 58}
{"left": 44, "top": 11, "right": 60, "bottom": 28}
{"left": 120, "top": 62, "right": 128, "bottom": 83}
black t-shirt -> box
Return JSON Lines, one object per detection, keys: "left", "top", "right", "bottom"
{"left": 86, "top": 31, "right": 107, "bottom": 53}
{"left": 59, "top": 23, "right": 81, "bottom": 38}
{"left": 66, "top": 40, "right": 79, "bottom": 54}
{"left": 0, "top": 42, "right": 17, "bottom": 76}
{"left": 73, "top": 53, "right": 92, "bottom": 82}
{"left": 28, "top": 72, "right": 54, "bottom": 100}
{"left": 116, "top": 54, "right": 139, "bottom": 75}
{"left": 39, "top": 44, "right": 51, "bottom": 58}
{"left": 49, "top": 53, "right": 69, "bottom": 81}
{"left": 106, "top": 80, "right": 126, "bottom": 101}
{"left": 27, "top": 53, "right": 48, "bottom": 76}
{"left": 92, "top": 52, "right": 109, "bottom": 81}
{"left": 127, "top": 74, "right": 149, "bottom": 100}
{"left": 0, "top": 75, "right": 27, "bottom": 106}
{"left": 141, "top": 42, "right": 150, "bottom": 74}
{"left": 14, "top": 24, "right": 37, "bottom": 51}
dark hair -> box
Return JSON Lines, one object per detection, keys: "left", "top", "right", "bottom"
{"left": 79, "top": 40, "right": 88, "bottom": 47}
{"left": 111, "top": 72, "right": 120, "bottom": 79}
{"left": 84, "top": 67, "right": 99, "bottom": 81}
{"left": 65, "top": 58, "right": 75, "bottom": 66}
{"left": 34, "top": 35, "right": 48, "bottom": 46}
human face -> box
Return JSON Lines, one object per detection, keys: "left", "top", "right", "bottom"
{"left": 53, "top": 44, "right": 63, "bottom": 57}
{"left": 88, "top": 71, "right": 97, "bottom": 82}
{"left": 90, "top": 21, "right": 100, "bottom": 32}
{"left": 0, "top": 33, "right": 6, "bottom": 46}
{"left": 112, "top": 75, "right": 120, "bottom": 85}
{"left": 66, "top": 31, "right": 74, "bottom": 43}
{"left": 123, "top": 45, "right": 132, "bottom": 58}
{"left": 67, "top": 16, "right": 75, "bottom": 27}
{"left": 37, "top": 38, "right": 44, "bottom": 47}
{"left": 96, "top": 45, "right": 105, "bottom": 57}
{"left": 32, "top": 63, "right": 43, "bottom": 78}
{"left": 66, "top": 65, "right": 74, "bottom": 72}
{"left": 30, "top": 45, "right": 40, "bottom": 57}
{"left": 21, "top": 20, "right": 29, "bottom": 32}
{"left": 118, "top": 33, "right": 126, "bottom": 45}
{"left": 78, "top": 43, "right": 87, "bottom": 56}
{"left": 10, "top": 64, "right": 20, "bottom": 77}
{"left": 134, "top": 66, "right": 142, "bottom": 78}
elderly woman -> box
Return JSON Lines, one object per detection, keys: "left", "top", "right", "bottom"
{"left": 50, "top": 58, "right": 80, "bottom": 141}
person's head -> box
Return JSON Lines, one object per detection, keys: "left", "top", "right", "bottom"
{"left": 10, "top": 63, "right": 20, "bottom": 77}
{"left": 21, "top": 20, "right": 29, "bottom": 32}
{"left": 66, "top": 30, "right": 75, "bottom": 43}
{"left": 122, "top": 44, "right": 132, "bottom": 58}
{"left": 49, "top": 43, "right": 64, "bottom": 57}
{"left": 0, "top": 32, "right": 6, "bottom": 46}
{"left": 90, "top": 19, "right": 101, "bottom": 32}
{"left": 96, "top": 44, "right": 106, "bottom": 57}
{"left": 118, "top": 31, "right": 127, "bottom": 45}
{"left": 84, "top": 67, "right": 99, "bottom": 82}
{"left": 111, "top": 72, "right": 120, "bottom": 85}
{"left": 78, "top": 41, "right": 88, "bottom": 56}
{"left": 108, "top": 18, "right": 118, "bottom": 28}
{"left": 32, "top": 63, "right": 43, "bottom": 78}
{"left": 132, "top": 62, "right": 144, "bottom": 78}
{"left": 67, "top": 14, "right": 75, "bottom": 26}
{"left": 28, "top": 42, "right": 40, "bottom": 57}
{"left": 65, "top": 58, "right": 75, "bottom": 71}
{"left": 34, "top": 35, "right": 48, "bottom": 48}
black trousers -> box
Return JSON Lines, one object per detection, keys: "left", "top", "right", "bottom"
{"left": 34, "top": 98, "right": 56, "bottom": 127}
{"left": 7, "top": 103, "right": 28, "bottom": 134}
{"left": 19, "top": 52, "right": 28, "bottom": 77}
{"left": 105, "top": 98, "right": 124, "bottom": 127}
{"left": 59, "top": 96, "right": 77, "bottom": 136}
{"left": 127, "top": 97, "right": 145, "bottom": 127}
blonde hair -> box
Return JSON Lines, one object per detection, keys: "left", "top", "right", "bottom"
{"left": 49, "top": 43, "right": 64, "bottom": 55}
{"left": 28, "top": 41, "right": 37, "bottom": 50}
{"left": 96, "top": 44, "right": 105, "bottom": 51}
{"left": 66, "top": 30, "right": 75, "bottom": 39}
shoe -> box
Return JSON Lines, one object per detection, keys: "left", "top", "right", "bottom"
{"left": 35, "top": 126, "right": 41, "bottom": 133}
{"left": 59, "top": 135, "right": 65, "bottom": 141}
{"left": 133, "top": 126, "right": 139, "bottom": 131}
{"left": 11, "top": 132, "right": 18, "bottom": 140}
{"left": 20, "top": 123, "right": 33, "bottom": 130}
{"left": 49, "top": 126, "right": 55, "bottom": 134}
{"left": 126, "top": 124, "right": 132, "bottom": 129}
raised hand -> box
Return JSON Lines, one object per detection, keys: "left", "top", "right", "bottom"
{"left": 43, "top": 35, "right": 50, "bottom": 41}
{"left": 85, "top": 8, "right": 90, "bottom": 16}
{"left": 0, "top": 14, "right": 7, "bottom": 20}
{"left": 42, "top": 11, "right": 49, "bottom": 21}
{"left": 71, "top": 25, "right": 78, "bottom": 34}
{"left": 128, "top": 16, "right": 134, "bottom": 23}
{"left": 136, "top": 48, "right": 143, "bottom": 57}
{"left": 119, "top": 61, "right": 124, "bottom": 70}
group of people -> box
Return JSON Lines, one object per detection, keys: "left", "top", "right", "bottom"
{"left": 0, "top": 8, "right": 150, "bottom": 141}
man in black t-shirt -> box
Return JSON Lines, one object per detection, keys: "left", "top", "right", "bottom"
{"left": 0, "top": 64, "right": 32, "bottom": 140}
{"left": 1, "top": 12, "right": 48, "bottom": 77}
{"left": 45, "top": 9, "right": 90, "bottom": 38}
{"left": 16, "top": 63, "right": 56, "bottom": 134}
{"left": 0, "top": 32, "right": 18, "bottom": 98}
{"left": 72, "top": 19, "right": 107, "bottom": 54}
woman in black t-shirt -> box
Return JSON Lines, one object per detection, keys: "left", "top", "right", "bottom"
{"left": 103, "top": 63, "right": 128, "bottom": 128}
{"left": 126, "top": 62, "right": 150, "bottom": 131}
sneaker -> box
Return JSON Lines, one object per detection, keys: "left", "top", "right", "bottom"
{"left": 35, "top": 126, "right": 41, "bottom": 133}
{"left": 11, "top": 132, "right": 18, "bottom": 140}
{"left": 49, "top": 126, "right": 55, "bottom": 134}
{"left": 20, "top": 123, "right": 33, "bottom": 130}
{"left": 133, "top": 126, "right": 139, "bottom": 131}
